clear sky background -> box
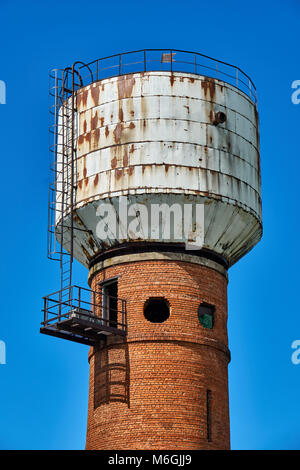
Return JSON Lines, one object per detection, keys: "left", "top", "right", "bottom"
{"left": 0, "top": 0, "right": 299, "bottom": 450}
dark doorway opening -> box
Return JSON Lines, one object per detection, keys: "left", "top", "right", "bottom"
{"left": 102, "top": 279, "right": 118, "bottom": 328}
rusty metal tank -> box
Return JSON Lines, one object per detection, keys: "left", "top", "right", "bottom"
{"left": 55, "top": 50, "right": 262, "bottom": 269}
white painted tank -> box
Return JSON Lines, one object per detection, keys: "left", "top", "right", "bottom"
{"left": 56, "top": 70, "right": 262, "bottom": 267}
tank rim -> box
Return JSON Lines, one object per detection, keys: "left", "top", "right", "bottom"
{"left": 50, "top": 48, "right": 257, "bottom": 105}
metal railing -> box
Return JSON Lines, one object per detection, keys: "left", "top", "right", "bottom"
{"left": 65, "top": 49, "right": 257, "bottom": 104}
{"left": 42, "top": 285, "right": 127, "bottom": 333}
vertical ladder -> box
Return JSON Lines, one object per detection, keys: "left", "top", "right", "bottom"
{"left": 59, "top": 69, "right": 74, "bottom": 306}
{"left": 48, "top": 66, "right": 82, "bottom": 315}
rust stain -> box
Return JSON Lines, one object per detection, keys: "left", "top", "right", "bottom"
{"left": 80, "top": 244, "right": 91, "bottom": 261}
{"left": 100, "top": 117, "right": 104, "bottom": 127}
{"left": 81, "top": 89, "right": 88, "bottom": 107}
{"left": 111, "top": 156, "right": 117, "bottom": 168}
{"left": 84, "top": 177, "right": 88, "bottom": 187}
{"left": 90, "top": 128, "right": 99, "bottom": 151}
{"left": 117, "top": 75, "right": 136, "bottom": 99}
{"left": 93, "top": 174, "right": 99, "bottom": 187}
{"left": 87, "top": 236, "right": 96, "bottom": 250}
{"left": 90, "top": 110, "right": 98, "bottom": 130}
{"left": 115, "top": 168, "right": 123, "bottom": 180}
{"left": 78, "top": 135, "right": 84, "bottom": 145}
{"left": 128, "top": 166, "right": 134, "bottom": 176}
{"left": 113, "top": 122, "right": 123, "bottom": 143}
{"left": 119, "top": 107, "right": 124, "bottom": 122}
{"left": 91, "top": 85, "right": 100, "bottom": 106}
{"left": 140, "top": 95, "right": 147, "bottom": 117}
{"left": 105, "top": 125, "right": 109, "bottom": 138}
{"left": 77, "top": 92, "right": 82, "bottom": 109}
{"left": 88, "top": 237, "right": 97, "bottom": 250}
{"left": 83, "top": 120, "right": 87, "bottom": 133}
{"left": 170, "top": 73, "right": 175, "bottom": 86}
{"left": 189, "top": 77, "right": 195, "bottom": 83}
{"left": 78, "top": 180, "right": 82, "bottom": 190}
{"left": 129, "top": 144, "right": 135, "bottom": 154}
{"left": 83, "top": 167, "right": 87, "bottom": 178}
{"left": 123, "top": 147, "right": 128, "bottom": 167}
{"left": 201, "top": 78, "right": 216, "bottom": 100}
{"left": 129, "top": 122, "right": 135, "bottom": 129}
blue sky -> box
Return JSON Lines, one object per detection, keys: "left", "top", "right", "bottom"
{"left": 0, "top": 0, "right": 299, "bottom": 450}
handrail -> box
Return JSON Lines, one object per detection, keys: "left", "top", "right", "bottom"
{"left": 61, "top": 48, "right": 257, "bottom": 104}
{"left": 42, "top": 284, "right": 127, "bottom": 333}
{"left": 80, "top": 48, "right": 256, "bottom": 89}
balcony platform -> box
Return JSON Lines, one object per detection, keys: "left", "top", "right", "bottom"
{"left": 41, "top": 286, "right": 127, "bottom": 346}
{"left": 41, "top": 308, "right": 126, "bottom": 346}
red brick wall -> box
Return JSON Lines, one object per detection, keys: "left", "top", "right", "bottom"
{"left": 86, "top": 258, "right": 230, "bottom": 450}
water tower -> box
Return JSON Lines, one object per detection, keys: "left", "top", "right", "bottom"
{"left": 41, "top": 49, "right": 262, "bottom": 450}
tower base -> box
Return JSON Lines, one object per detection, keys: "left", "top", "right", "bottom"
{"left": 85, "top": 251, "right": 230, "bottom": 450}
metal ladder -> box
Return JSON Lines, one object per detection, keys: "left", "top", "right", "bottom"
{"left": 48, "top": 67, "right": 82, "bottom": 313}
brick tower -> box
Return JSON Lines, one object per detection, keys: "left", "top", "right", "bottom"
{"left": 42, "top": 50, "right": 262, "bottom": 450}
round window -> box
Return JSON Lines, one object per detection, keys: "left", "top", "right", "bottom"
{"left": 144, "top": 298, "right": 170, "bottom": 323}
